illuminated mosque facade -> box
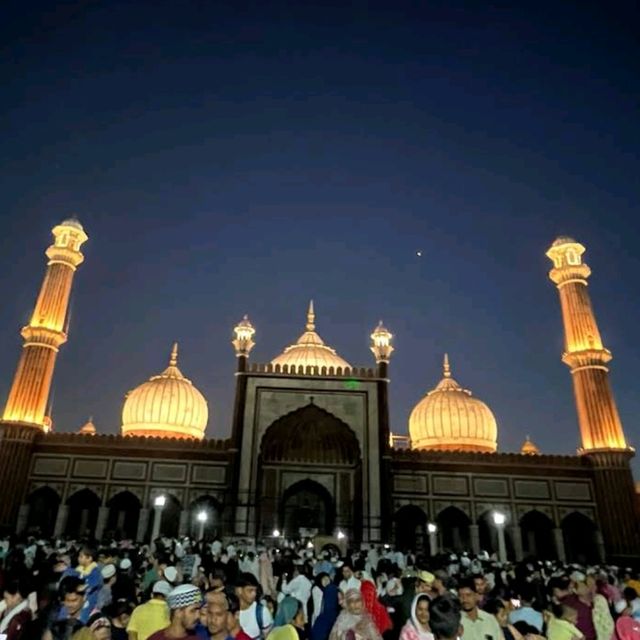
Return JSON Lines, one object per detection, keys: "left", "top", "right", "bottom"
{"left": 0, "top": 219, "right": 638, "bottom": 562}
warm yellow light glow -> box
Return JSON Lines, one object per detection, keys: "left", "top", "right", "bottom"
{"left": 232, "top": 315, "right": 256, "bottom": 357}
{"left": 370, "top": 320, "right": 394, "bottom": 363}
{"left": 409, "top": 354, "right": 498, "bottom": 453}
{"left": 520, "top": 435, "right": 540, "bottom": 455}
{"left": 271, "top": 300, "right": 351, "bottom": 371}
{"left": 121, "top": 343, "right": 208, "bottom": 440}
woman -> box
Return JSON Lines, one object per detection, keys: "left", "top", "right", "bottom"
{"left": 311, "top": 581, "right": 339, "bottom": 640}
{"left": 361, "top": 580, "right": 392, "bottom": 636}
{"left": 329, "top": 589, "right": 382, "bottom": 640}
{"left": 312, "top": 574, "right": 330, "bottom": 626}
{"left": 0, "top": 579, "right": 32, "bottom": 640}
{"left": 399, "top": 594, "right": 434, "bottom": 640}
{"left": 585, "top": 575, "right": 614, "bottom": 640}
{"left": 268, "top": 595, "right": 307, "bottom": 640}
{"left": 484, "top": 598, "right": 523, "bottom": 640}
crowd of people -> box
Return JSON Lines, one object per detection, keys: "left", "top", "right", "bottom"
{"left": 1, "top": 533, "right": 640, "bottom": 640}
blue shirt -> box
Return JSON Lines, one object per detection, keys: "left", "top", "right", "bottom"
{"left": 509, "top": 606, "right": 544, "bottom": 632}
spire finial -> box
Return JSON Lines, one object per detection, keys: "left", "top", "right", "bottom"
{"left": 306, "top": 300, "right": 315, "bottom": 331}
{"left": 170, "top": 342, "right": 178, "bottom": 367}
{"left": 443, "top": 353, "right": 451, "bottom": 378}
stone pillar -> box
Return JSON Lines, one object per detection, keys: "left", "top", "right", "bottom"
{"left": 16, "top": 504, "right": 30, "bottom": 535}
{"left": 510, "top": 525, "right": 523, "bottom": 561}
{"left": 95, "top": 506, "right": 109, "bottom": 541}
{"left": 179, "top": 510, "right": 189, "bottom": 537}
{"left": 553, "top": 527, "right": 566, "bottom": 563}
{"left": 470, "top": 524, "right": 480, "bottom": 555}
{"left": 53, "top": 505, "right": 69, "bottom": 537}
{"left": 136, "top": 508, "right": 150, "bottom": 542}
{"left": 595, "top": 529, "right": 606, "bottom": 563}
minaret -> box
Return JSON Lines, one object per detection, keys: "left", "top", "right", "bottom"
{"left": 2, "top": 218, "right": 88, "bottom": 428}
{"left": 546, "top": 236, "right": 627, "bottom": 451}
{"left": 371, "top": 320, "right": 394, "bottom": 541}
{"left": 547, "top": 236, "right": 639, "bottom": 559}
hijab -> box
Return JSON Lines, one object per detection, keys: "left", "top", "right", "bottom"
{"left": 311, "top": 583, "right": 339, "bottom": 640}
{"left": 361, "top": 580, "right": 392, "bottom": 634}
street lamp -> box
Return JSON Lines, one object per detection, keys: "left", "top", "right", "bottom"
{"left": 427, "top": 522, "right": 438, "bottom": 556}
{"left": 151, "top": 494, "right": 166, "bottom": 542}
{"left": 336, "top": 530, "right": 346, "bottom": 540}
{"left": 196, "top": 510, "right": 208, "bottom": 540}
{"left": 492, "top": 511, "right": 507, "bottom": 563}
{"left": 272, "top": 528, "right": 281, "bottom": 538}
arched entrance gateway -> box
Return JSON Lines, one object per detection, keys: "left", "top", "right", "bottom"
{"left": 258, "top": 403, "right": 362, "bottom": 541}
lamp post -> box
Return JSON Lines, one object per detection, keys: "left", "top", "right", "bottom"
{"left": 492, "top": 511, "right": 507, "bottom": 563}
{"left": 151, "top": 495, "right": 166, "bottom": 543}
{"left": 427, "top": 522, "right": 438, "bottom": 556}
{"left": 196, "top": 510, "right": 208, "bottom": 540}
{"left": 272, "top": 528, "right": 281, "bottom": 539}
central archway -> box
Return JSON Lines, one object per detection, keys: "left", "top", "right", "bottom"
{"left": 258, "top": 403, "right": 362, "bottom": 540}
{"left": 281, "top": 479, "right": 335, "bottom": 536}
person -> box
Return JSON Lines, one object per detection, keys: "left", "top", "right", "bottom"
{"left": 311, "top": 580, "right": 339, "bottom": 640}
{"left": 585, "top": 575, "right": 614, "bottom": 640}
{"left": 311, "top": 574, "right": 329, "bottom": 626}
{"left": 338, "top": 565, "right": 360, "bottom": 594}
{"left": 205, "top": 600, "right": 229, "bottom": 640}
{"left": 615, "top": 587, "right": 640, "bottom": 620}
{"left": 458, "top": 577, "right": 502, "bottom": 640}
{"left": 127, "top": 580, "right": 172, "bottom": 640}
{"left": 236, "top": 572, "right": 273, "bottom": 640}
{"left": 268, "top": 596, "right": 306, "bottom": 640}
{"left": 561, "top": 574, "right": 596, "bottom": 640}
{"left": 547, "top": 603, "right": 584, "bottom": 640}
{"left": 73, "top": 546, "right": 104, "bottom": 614}
{"left": 106, "top": 600, "right": 131, "bottom": 640}
{"left": 484, "top": 598, "right": 523, "bottom": 640}
{"left": 428, "top": 596, "right": 462, "bottom": 640}
{"left": 97, "top": 564, "right": 117, "bottom": 611}
{"left": 47, "top": 575, "right": 91, "bottom": 640}
{"left": 148, "top": 584, "right": 203, "bottom": 640}
{"left": 399, "top": 593, "right": 434, "bottom": 640}
{"left": 509, "top": 583, "right": 543, "bottom": 633}
{"left": 281, "top": 567, "right": 312, "bottom": 623}
{"left": 0, "top": 578, "right": 32, "bottom": 640}
{"left": 360, "top": 581, "right": 391, "bottom": 636}
{"left": 70, "top": 613, "right": 112, "bottom": 640}
{"left": 225, "top": 594, "right": 252, "bottom": 640}
{"left": 328, "top": 588, "right": 382, "bottom": 640}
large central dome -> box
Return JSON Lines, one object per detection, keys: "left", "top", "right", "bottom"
{"left": 409, "top": 355, "right": 497, "bottom": 452}
{"left": 121, "top": 343, "right": 208, "bottom": 440}
{"left": 271, "top": 301, "right": 351, "bottom": 371}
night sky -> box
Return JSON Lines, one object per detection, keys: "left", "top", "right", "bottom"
{"left": 1, "top": 2, "right": 639, "bottom": 472}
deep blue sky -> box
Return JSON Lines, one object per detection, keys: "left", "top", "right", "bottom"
{"left": 1, "top": 1, "right": 639, "bottom": 471}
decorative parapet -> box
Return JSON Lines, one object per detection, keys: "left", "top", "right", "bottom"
{"left": 247, "top": 362, "right": 377, "bottom": 378}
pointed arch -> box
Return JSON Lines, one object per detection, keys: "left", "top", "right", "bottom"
{"left": 26, "top": 486, "right": 61, "bottom": 537}
{"left": 280, "top": 479, "right": 335, "bottom": 537}
{"left": 393, "top": 505, "right": 428, "bottom": 553}
{"left": 562, "top": 511, "right": 598, "bottom": 563}
{"left": 66, "top": 488, "right": 101, "bottom": 538}
{"left": 436, "top": 506, "right": 471, "bottom": 553}
{"left": 106, "top": 491, "right": 141, "bottom": 540}
{"left": 519, "top": 510, "right": 556, "bottom": 559}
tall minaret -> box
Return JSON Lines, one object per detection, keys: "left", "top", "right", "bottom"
{"left": 547, "top": 236, "right": 639, "bottom": 560}
{"left": 546, "top": 236, "right": 627, "bottom": 451}
{"left": 2, "top": 218, "right": 88, "bottom": 429}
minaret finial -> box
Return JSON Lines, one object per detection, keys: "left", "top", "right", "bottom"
{"left": 443, "top": 353, "right": 451, "bottom": 378}
{"left": 306, "top": 300, "right": 315, "bottom": 331}
{"left": 170, "top": 342, "right": 178, "bottom": 366}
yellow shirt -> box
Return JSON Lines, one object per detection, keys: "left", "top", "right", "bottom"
{"left": 127, "top": 598, "right": 170, "bottom": 640}
{"left": 547, "top": 617, "right": 583, "bottom": 640}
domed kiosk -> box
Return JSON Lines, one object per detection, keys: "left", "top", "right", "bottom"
{"left": 409, "top": 354, "right": 498, "bottom": 452}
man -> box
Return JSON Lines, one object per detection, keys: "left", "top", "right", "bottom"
{"left": 127, "top": 580, "right": 171, "bottom": 640}
{"left": 338, "top": 564, "right": 360, "bottom": 594}
{"left": 432, "top": 570, "right": 451, "bottom": 597}
{"left": 47, "top": 576, "right": 90, "bottom": 639}
{"left": 148, "top": 584, "right": 203, "bottom": 640}
{"left": 561, "top": 573, "right": 596, "bottom": 640}
{"left": 206, "top": 601, "right": 229, "bottom": 640}
{"left": 430, "top": 595, "right": 463, "bottom": 640}
{"left": 97, "top": 564, "right": 117, "bottom": 610}
{"left": 509, "top": 582, "right": 543, "bottom": 632}
{"left": 458, "top": 577, "right": 502, "bottom": 640}
{"left": 75, "top": 545, "right": 104, "bottom": 613}
{"left": 235, "top": 573, "right": 272, "bottom": 640}
{"left": 281, "top": 565, "right": 312, "bottom": 621}
{"left": 415, "top": 571, "right": 435, "bottom": 595}
{"left": 0, "top": 578, "right": 32, "bottom": 640}
{"left": 225, "top": 594, "right": 252, "bottom": 640}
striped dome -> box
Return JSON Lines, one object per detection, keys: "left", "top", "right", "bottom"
{"left": 271, "top": 301, "right": 351, "bottom": 371}
{"left": 409, "top": 355, "right": 497, "bottom": 453}
{"left": 121, "top": 343, "right": 208, "bottom": 440}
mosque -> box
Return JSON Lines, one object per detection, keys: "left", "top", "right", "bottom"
{"left": 0, "top": 219, "right": 638, "bottom": 563}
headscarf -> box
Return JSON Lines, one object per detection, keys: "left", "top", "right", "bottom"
{"left": 329, "top": 589, "right": 382, "bottom": 640}
{"left": 274, "top": 596, "right": 301, "bottom": 627}
{"left": 409, "top": 594, "right": 433, "bottom": 640}
{"left": 311, "top": 583, "right": 340, "bottom": 640}
{"left": 361, "top": 580, "right": 392, "bottom": 634}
